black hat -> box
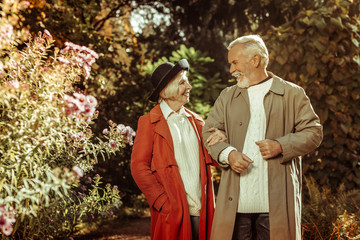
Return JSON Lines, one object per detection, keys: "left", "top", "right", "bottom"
{"left": 149, "top": 59, "right": 189, "bottom": 102}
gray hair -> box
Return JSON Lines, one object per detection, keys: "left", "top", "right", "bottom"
{"left": 228, "top": 35, "right": 269, "bottom": 69}
{"left": 158, "top": 70, "right": 187, "bottom": 103}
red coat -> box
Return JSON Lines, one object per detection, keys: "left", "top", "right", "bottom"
{"left": 131, "top": 104, "right": 215, "bottom": 240}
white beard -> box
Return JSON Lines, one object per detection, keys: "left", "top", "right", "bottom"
{"left": 236, "top": 75, "right": 251, "bottom": 88}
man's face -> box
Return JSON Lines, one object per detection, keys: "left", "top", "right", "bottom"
{"left": 228, "top": 44, "right": 253, "bottom": 88}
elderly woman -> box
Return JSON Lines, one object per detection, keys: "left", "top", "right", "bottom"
{"left": 131, "top": 59, "right": 224, "bottom": 240}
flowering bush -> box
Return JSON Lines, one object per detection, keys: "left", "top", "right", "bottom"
{"left": 0, "top": 206, "right": 16, "bottom": 237}
{"left": 332, "top": 210, "right": 360, "bottom": 239}
{"left": 0, "top": 0, "right": 134, "bottom": 238}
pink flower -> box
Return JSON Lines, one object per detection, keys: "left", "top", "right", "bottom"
{"left": 108, "top": 140, "right": 117, "bottom": 149}
{"left": 65, "top": 95, "right": 85, "bottom": 112}
{"left": 72, "top": 166, "right": 84, "bottom": 179}
{"left": 73, "top": 92, "right": 86, "bottom": 103}
{"left": 116, "top": 124, "right": 126, "bottom": 134}
{"left": 85, "top": 177, "right": 92, "bottom": 184}
{"left": 0, "top": 24, "right": 14, "bottom": 44}
{"left": 127, "top": 136, "right": 134, "bottom": 146}
{"left": 5, "top": 80, "right": 20, "bottom": 89}
{"left": 18, "top": 1, "right": 30, "bottom": 10}
{"left": 64, "top": 93, "right": 98, "bottom": 121}
{"left": 0, "top": 206, "right": 16, "bottom": 236}
{"left": 1, "top": 222, "right": 13, "bottom": 236}
{"left": 70, "top": 132, "right": 86, "bottom": 142}
{"left": 60, "top": 42, "right": 99, "bottom": 79}
{"left": 116, "top": 124, "right": 136, "bottom": 145}
{"left": 44, "top": 29, "right": 52, "bottom": 38}
{"left": 58, "top": 56, "right": 70, "bottom": 65}
{"left": 86, "top": 95, "right": 97, "bottom": 107}
{"left": 102, "top": 128, "right": 109, "bottom": 135}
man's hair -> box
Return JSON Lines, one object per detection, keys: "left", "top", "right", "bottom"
{"left": 228, "top": 35, "right": 269, "bottom": 69}
{"left": 158, "top": 70, "right": 187, "bottom": 103}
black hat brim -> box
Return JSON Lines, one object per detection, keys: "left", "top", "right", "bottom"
{"left": 149, "top": 59, "right": 189, "bottom": 102}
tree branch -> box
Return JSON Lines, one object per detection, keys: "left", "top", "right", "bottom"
{"left": 93, "top": 2, "right": 128, "bottom": 31}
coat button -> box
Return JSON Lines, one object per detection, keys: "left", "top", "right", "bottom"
{"left": 239, "top": 122, "right": 242, "bottom": 126}
{"left": 228, "top": 197, "right": 232, "bottom": 201}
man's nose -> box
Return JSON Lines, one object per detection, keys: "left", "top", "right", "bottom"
{"left": 229, "top": 64, "right": 235, "bottom": 73}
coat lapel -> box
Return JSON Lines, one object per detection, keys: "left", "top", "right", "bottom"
{"left": 149, "top": 104, "right": 174, "bottom": 153}
{"left": 264, "top": 74, "right": 285, "bottom": 137}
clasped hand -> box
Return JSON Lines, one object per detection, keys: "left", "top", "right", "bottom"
{"left": 229, "top": 139, "right": 283, "bottom": 173}
{"left": 206, "top": 128, "right": 227, "bottom": 146}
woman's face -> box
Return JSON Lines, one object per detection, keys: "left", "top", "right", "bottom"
{"left": 174, "top": 72, "right": 192, "bottom": 106}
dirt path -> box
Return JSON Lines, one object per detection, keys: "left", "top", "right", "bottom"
{"left": 76, "top": 217, "right": 151, "bottom": 240}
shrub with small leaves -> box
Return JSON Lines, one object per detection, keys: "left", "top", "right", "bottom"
{"left": 332, "top": 210, "right": 360, "bottom": 239}
{"left": 0, "top": 1, "right": 134, "bottom": 238}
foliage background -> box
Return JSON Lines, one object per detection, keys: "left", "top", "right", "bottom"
{"left": 1, "top": 0, "right": 360, "bottom": 238}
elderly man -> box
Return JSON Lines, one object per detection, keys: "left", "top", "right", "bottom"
{"left": 203, "top": 35, "right": 323, "bottom": 240}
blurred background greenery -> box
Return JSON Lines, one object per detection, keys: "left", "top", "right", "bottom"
{"left": 1, "top": 0, "right": 360, "bottom": 238}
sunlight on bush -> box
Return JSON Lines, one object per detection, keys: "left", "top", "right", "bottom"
{"left": 0, "top": 0, "right": 134, "bottom": 238}
{"left": 302, "top": 176, "right": 360, "bottom": 239}
{"left": 333, "top": 210, "right": 360, "bottom": 239}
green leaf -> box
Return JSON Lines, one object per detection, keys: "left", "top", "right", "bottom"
{"left": 276, "top": 55, "right": 287, "bottom": 65}
{"left": 172, "top": 51, "right": 181, "bottom": 59}
{"left": 314, "top": 17, "right": 327, "bottom": 32}
{"left": 313, "top": 40, "right": 327, "bottom": 52}
{"left": 325, "top": 95, "right": 338, "bottom": 107}
{"left": 346, "top": 23, "right": 358, "bottom": 33}
{"left": 352, "top": 38, "right": 359, "bottom": 48}
{"left": 330, "top": 17, "right": 343, "bottom": 30}
{"left": 353, "top": 55, "right": 360, "bottom": 66}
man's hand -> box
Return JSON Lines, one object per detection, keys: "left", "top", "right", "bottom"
{"left": 228, "top": 150, "right": 253, "bottom": 173}
{"left": 255, "top": 139, "right": 283, "bottom": 160}
{"left": 206, "top": 128, "right": 227, "bottom": 146}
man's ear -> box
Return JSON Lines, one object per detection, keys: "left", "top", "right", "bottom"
{"left": 252, "top": 54, "right": 261, "bottom": 68}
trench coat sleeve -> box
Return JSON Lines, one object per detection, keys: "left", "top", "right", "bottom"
{"left": 203, "top": 89, "right": 233, "bottom": 168}
{"left": 275, "top": 87, "right": 323, "bottom": 163}
{"left": 130, "top": 115, "right": 167, "bottom": 211}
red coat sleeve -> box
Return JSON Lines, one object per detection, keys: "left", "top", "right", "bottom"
{"left": 130, "top": 115, "right": 167, "bottom": 211}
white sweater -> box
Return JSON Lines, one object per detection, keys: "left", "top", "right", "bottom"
{"left": 220, "top": 78, "right": 273, "bottom": 213}
{"left": 238, "top": 78, "right": 273, "bottom": 213}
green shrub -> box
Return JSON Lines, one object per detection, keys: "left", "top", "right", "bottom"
{"left": 0, "top": 1, "right": 134, "bottom": 238}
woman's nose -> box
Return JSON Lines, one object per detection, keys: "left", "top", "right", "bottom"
{"left": 186, "top": 82, "right": 192, "bottom": 90}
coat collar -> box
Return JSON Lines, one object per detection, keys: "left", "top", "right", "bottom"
{"left": 150, "top": 103, "right": 202, "bottom": 124}
{"left": 149, "top": 104, "right": 164, "bottom": 124}
{"left": 233, "top": 71, "right": 285, "bottom": 98}
{"left": 149, "top": 104, "right": 211, "bottom": 164}
{"left": 149, "top": 104, "right": 203, "bottom": 151}
{"left": 149, "top": 104, "right": 174, "bottom": 152}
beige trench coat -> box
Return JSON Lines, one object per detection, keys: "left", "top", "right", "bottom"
{"left": 203, "top": 73, "right": 323, "bottom": 240}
